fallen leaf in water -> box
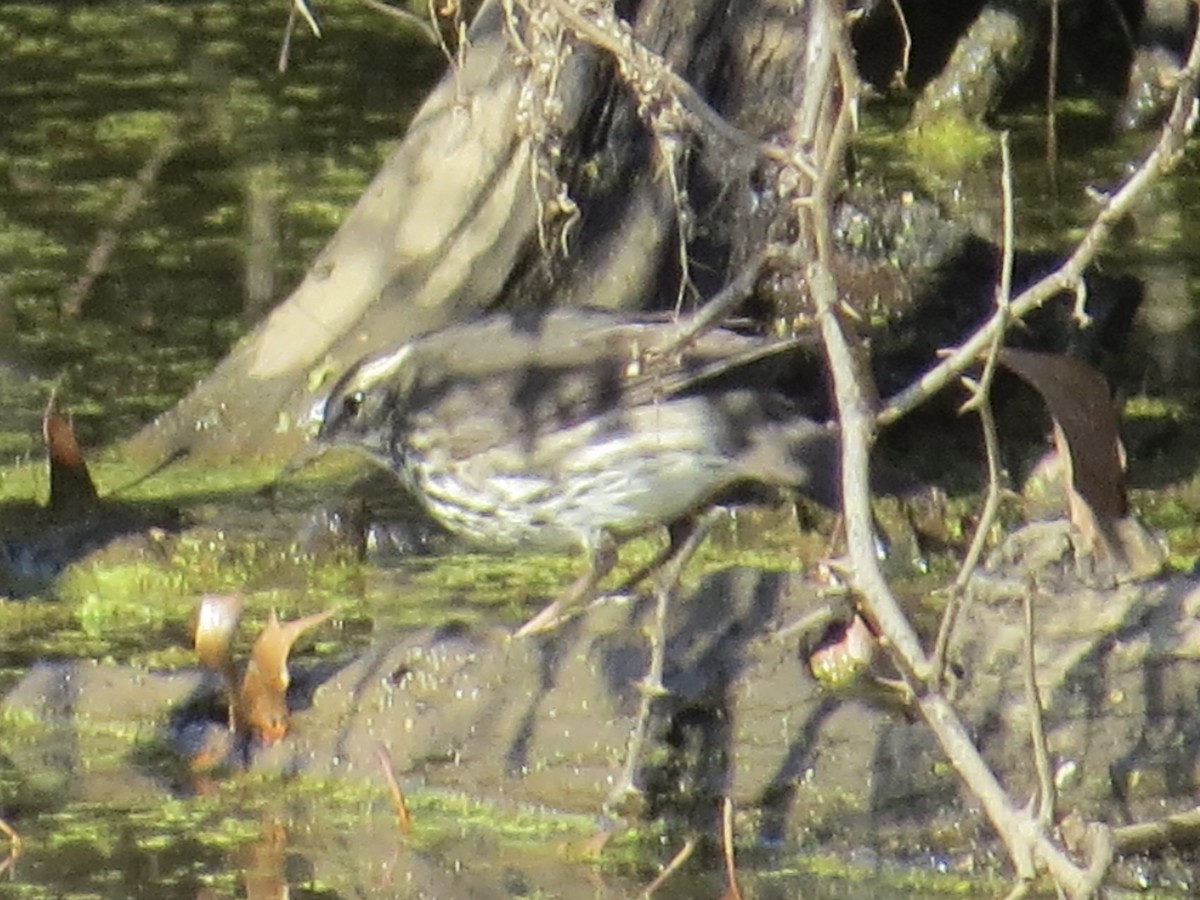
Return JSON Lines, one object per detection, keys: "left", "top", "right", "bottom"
{"left": 43, "top": 392, "right": 99, "bottom": 515}
{"left": 238, "top": 607, "right": 337, "bottom": 745}
{"left": 998, "top": 348, "right": 1162, "bottom": 577}
{"left": 189, "top": 597, "right": 336, "bottom": 760}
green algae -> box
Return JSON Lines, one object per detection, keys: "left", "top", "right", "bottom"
{"left": 402, "top": 789, "right": 598, "bottom": 848}
{"left": 903, "top": 115, "right": 997, "bottom": 176}
{"left": 2, "top": 757, "right": 618, "bottom": 900}
{"left": 760, "top": 850, "right": 1001, "bottom": 896}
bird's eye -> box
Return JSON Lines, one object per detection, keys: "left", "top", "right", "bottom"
{"left": 343, "top": 390, "right": 365, "bottom": 418}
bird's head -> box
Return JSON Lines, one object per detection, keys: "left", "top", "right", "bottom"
{"left": 316, "top": 343, "right": 419, "bottom": 464}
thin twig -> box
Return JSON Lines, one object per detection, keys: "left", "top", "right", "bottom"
{"left": 720, "top": 797, "right": 743, "bottom": 900}
{"left": 1046, "top": 0, "right": 1059, "bottom": 169}
{"left": 59, "top": 124, "right": 185, "bottom": 318}
{"left": 293, "top": 0, "right": 322, "bottom": 36}
{"left": 642, "top": 836, "right": 695, "bottom": 897}
{"left": 1079, "top": 824, "right": 1114, "bottom": 897}
{"left": 0, "top": 817, "right": 20, "bottom": 852}
{"left": 1023, "top": 582, "right": 1055, "bottom": 829}
{"left": 434, "top": 0, "right": 468, "bottom": 101}
{"left": 661, "top": 133, "right": 698, "bottom": 316}
{"left": 932, "top": 131, "right": 1016, "bottom": 679}
{"left": 278, "top": 4, "right": 297, "bottom": 73}
{"left": 652, "top": 249, "right": 780, "bottom": 354}
{"left": 358, "top": 0, "right": 440, "bottom": 43}
{"left": 279, "top": 0, "right": 323, "bottom": 73}
{"left": 376, "top": 744, "right": 413, "bottom": 835}
{"left": 887, "top": 0, "right": 912, "bottom": 89}
{"left": 0, "top": 812, "right": 20, "bottom": 879}
{"left": 611, "top": 511, "right": 719, "bottom": 807}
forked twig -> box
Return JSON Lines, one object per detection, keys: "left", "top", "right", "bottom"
{"left": 805, "top": 1, "right": 1120, "bottom": 893}
{"left": 933, "top": 130, "right": 1016, "bottom": 680}
{"left": 278, "top": 0, "right": 322, "bottom": 73}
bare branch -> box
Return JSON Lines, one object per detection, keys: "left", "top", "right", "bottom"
{"left": 540, "top": 0, "right": 817, "bottom": 176}
{"left": 1023, "top": 583, "right": 1055, "bottom": 828}
{"left": 803, "top": 3, "right": 1117, "bottom": 893}
{"left": 59, "top": 122, "right": 184, "bottom": 319}
{"left": 1111, "top": 806, "right": 1200, "bottom": 854}
{"left": 879, "top": 23, "right": 1200, "bottom": 428}
{"left": 934, "top": 131, "right": 1016, "bottom": 678}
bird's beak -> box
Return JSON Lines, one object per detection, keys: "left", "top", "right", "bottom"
{"left": 259, "top": 439, "right": 328, "bottom": 504}
{"left": 276, "top": 438, "right": 327, "bottom": 481}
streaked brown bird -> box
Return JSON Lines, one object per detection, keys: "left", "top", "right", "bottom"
{"left": 316, "top": 307, "right": 839, "bottom": 632}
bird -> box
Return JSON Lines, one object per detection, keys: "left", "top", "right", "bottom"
{"left": 314, "top": 307, "right": 840, "bottom": 811}
{"left": 315, "top": 307, "right": 840, "bottom": 632}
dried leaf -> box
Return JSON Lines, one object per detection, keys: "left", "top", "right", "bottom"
{"left": 237, "top": 608, "right": 336, "bottom": 744}
{"left": 807, "top": 612, "right": 876, "bottom": 687}
{"left": 192, "top": 594, "right": 244, "bottom": 720}
{"left": 192, "top": 594, "right": 244, "bottom": 672}
{"left": 998, "top": 348, "right": 1162, "bottom": 576}
{"left": 43, "top": 393, "right": 99, "bottom": 515}
{"left": 999, "top": 348, "right": 1125, "bottom": 519}
{"left": 376, "top": 744, "right": 413, "bottom": 835}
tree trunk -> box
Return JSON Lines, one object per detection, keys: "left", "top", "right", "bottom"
{"left": 125, "top": 0, "right": 825, "bottom": 465}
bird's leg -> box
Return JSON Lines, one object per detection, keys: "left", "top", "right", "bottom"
{"left": 635, "top": 515, "right": 719, "bottom": 698}
{"left": 608, "top": 509, "right": 721, "bottom": 815}
{"left": 610, "top": 518, "right": 697, "bottom": 598}
{"left": 514, "top": 530, "right": 620, "bottom": 636}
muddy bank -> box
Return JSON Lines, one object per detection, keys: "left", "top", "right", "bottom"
{"left": 3, "top": 527, "right": 1195, "bottom": 852}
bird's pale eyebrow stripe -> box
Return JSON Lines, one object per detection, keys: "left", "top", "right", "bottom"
{"left": 356, "top": 344, "right": 414, "bottom": 385}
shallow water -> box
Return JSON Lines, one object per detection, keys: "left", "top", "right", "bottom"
{"left": 2, "top": 2, "right": 1200, "bottom": 897}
